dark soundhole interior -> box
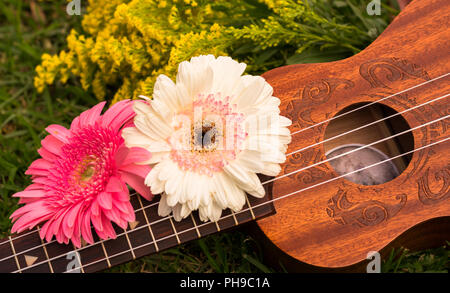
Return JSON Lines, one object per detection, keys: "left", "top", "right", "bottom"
{"left": 323, "top": 102, "right": 414, "bottom": 186}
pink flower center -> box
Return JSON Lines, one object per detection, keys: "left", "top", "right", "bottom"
{"left": 169, "top": 93, "right": 247, "bottom": 177}
{"left": 49, "top": 125, "right": 121, "bottom": 206}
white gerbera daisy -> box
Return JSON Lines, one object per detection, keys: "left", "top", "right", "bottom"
{"left": 123, "top": 55, "right": 291, "bottom": 222}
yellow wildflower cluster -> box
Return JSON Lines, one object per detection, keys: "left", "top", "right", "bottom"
{"left": 35, "top": 0, "right": 239, "bottom": 102}
{"left": 34, "top": 0, "right": 393, "bottom": 103}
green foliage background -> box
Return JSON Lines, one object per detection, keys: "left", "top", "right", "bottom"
{"left": 34, "top": 0, "right": 396, "bottom": 103}
{"left": 0, "top": 0, "right": 448, "bottom": 273}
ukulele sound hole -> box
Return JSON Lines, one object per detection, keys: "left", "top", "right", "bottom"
{"left": 323, "top": 102, "right": 414, "bottom": 186}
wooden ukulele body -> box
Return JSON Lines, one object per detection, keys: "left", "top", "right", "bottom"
{"left": 256, "top": 0, "right": 450, "bottom": 271}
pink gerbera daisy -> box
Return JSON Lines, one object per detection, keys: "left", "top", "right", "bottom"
{"left": 10, "top": 100, "right": 152, "bottom": 248}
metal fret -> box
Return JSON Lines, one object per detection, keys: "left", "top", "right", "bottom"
{"left": 100, "top": 242, "right": 111, "bottom": 268}
{"left": 123, "top": 228, "right": 136, "bottom": 260}
{"left": 245, "top": 195, "right": 256, "bottom": 220}
{"left": 72, "top": 244, "right": 85, "bottom": 273}
{"left": 138, "top": 196, "right": 159, "bottom": 252}
{"left": 37, "top": 227, "right": 54, "bottom": 273}
{"left": 8, "top": 236, "right": 21, "bottom": 273}
{"left": 190, "top": 214, "right": 201, "bottom": 238}
{"left": 230, "top": 210, "right": 239, "bottom": 226}
{"left": 168, "top": 218, "right": 181, "bottom": 244}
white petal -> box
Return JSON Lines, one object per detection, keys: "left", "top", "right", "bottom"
{"left": 198, "top": 201, "right": 223, "bottom": 222}
{"left": 211, "top": 173, "right": 230, "bottom": 209}
{"left": 134, "top": 115, "right": 172, "bottom": 142}
{"left": 172, "top": 203, "right": 183, "bottom": 221}
{"left": 153, "top": 74, "right": 180, "bottom": 110}
{"left": 215, "top": 171, "right": 246, "bottom": 211}
{"left": 144, "top": 151, "right": 170, "bottom": 164}
{"left": 158, "top": 194, "right": 172, "bottom": 217}
{"left": 208, "top": 201, "right": 223, "bottom": 222}
{"left": 122, "top": 127, "right": 154, "bottom": 149}
{"left": 180, "top": 203, "right": 192, "bottom": 220}
{"left": 158, "top": 160, "right": 178, "bottom": 182}
{"left": 150, "top": 96, "right": 172, "bottom": 121}
{"left": 176, "top": 55, "right": 214, "bottom": 99}
{"left": 261, "top": 162, "right": 282, "bottom": 176}
{"left": 145, "top": 166, "right": 165, "bottom": 194}
{"left": 223, "top": 162, "right": 265, "bottom": 198}
{"left": 211, "top": 56, "right": 246, "bottom": 95}
{"left": 235, "top": 150, "right": 266, "bottom": 173}
{"left": 232, "top": 75, "right": 266, "bottom": 111}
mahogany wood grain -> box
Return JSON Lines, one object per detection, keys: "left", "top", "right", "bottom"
{"left": 256, "top": 0, "right": 450, "bottom": 270}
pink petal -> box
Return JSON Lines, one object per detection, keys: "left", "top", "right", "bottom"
{"left": 90, "top": 200, "right": 100, "bottom": 216}
{"left": 81, "top": 210, "right": 94, "bottom": 244}
{"left": 32, "top": 177, "right": 55, "bottom": 186}
{"left": 122, "top": 120, "right": 135, "bottom": 129}
{"left": 78, "top": 101, "right": 106, "bottom": 127}
{"left": 97, "top": 191, "right": 113, "bottom": 210}
{"left": 71, "top": 212, "right": 83, "bottom": 248}
{"left": 43, "top": 209, "right": 64, "bottom": 242}
{"left": 66, "top": 202, "right": 83, "bottom": 228}
{"left": 117, "top": 146, "right": 151, "bottom": 167}
{"left": 24, "top": 183, "right": 45, "bottom": 191}
{"left": 10, "top": 201, "right": 47, "bottom": 220}
{"left": 41, "top": 135, "right": 64, "bottom": 156}
{"left": 122, "top": 202, "right": 135, "bottom": 222}
{"left": 101, "top": 100, "right": 135, "bottom": 131}
{"left": 45, "top": 219, "right": 58, "bottom": 242}
{"left": 50, "top": 208, "right": 70, "bottom": 241}
{"left": 101, "top": 215, "right": 117, "bottom": 239}
{"left": 12, "top": 190, "right": 46, "bottom": 198}
{"left": 62, "top": 216, "right": 74, "bottom": 239}
{"left": 119, "top": 164, "right": 151, "bottom": 179}
{"left": 37, "top": 147, "right": 57, "bottom": 162}
{"left": 18, "top": 197, "right": 40, "bottom": 204}
{"left": 72, "top": 234, "right": 81, "bottom": 248}
{"left": 112, "top": 191, "right": 129, "bottom": 202}
{"left": 114, "top": 145, "right": 129, "bottom": 167}
{"left": 28, "top": 158, "right": 52, "bottom": 171}
{"left": 70, "top": 116, "right": 81, "bottom": 131}
{"left": 39, "top": 220, "right": 52, "bottom": 240}
{"left": 11, "top": 209, "right": 52, "bottom": 233}
{"left": 45, "top": 124, "right": 71, "bottom": 144}
{"left": 103, "top": 207, "right": 122, "bottom": 226}
{"left": 112, "top": 199, "right": 130, "bottom": 213}
{"left": 120, "top": 170, "right": 152, "bottom": 200}
{"left": 91, "top": 212, "right": 103, "bottom": 233}
{"left": 105, "top": 176, "right": 126, "bottom": 193}
{"left": 25, "top": 168, "right": 49, "bottom": 177}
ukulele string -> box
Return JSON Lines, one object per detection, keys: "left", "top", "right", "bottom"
{"left": 3, "top": 72, "right": 448, "bottom": 246}
{"left": 14, "top": 114, "right": 449, "bottom": 273}
{"left": 4, "top": 93, "right": 448, "bottom": 265}
{"left": 4, "top": 74, "right": 450, "bottom": 269}
{"left": 62, "top": 135, "right": 450, "bottom": 273}
{"left": 263, "top": 112, "right": 449, "bottom": 185}
{"left": 285, "top": 92, "right": 450, "bottom": 157}
{"left": 289, "top": 72, "right": 450, "bottom": 136}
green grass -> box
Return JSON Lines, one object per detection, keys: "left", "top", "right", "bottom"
{"left": 0, "top": 0, "right": 448, "bottom": 273}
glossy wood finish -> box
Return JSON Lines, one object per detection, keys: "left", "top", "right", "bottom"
{"left": 257, "top": 0, "right": 450, "bottom": 269}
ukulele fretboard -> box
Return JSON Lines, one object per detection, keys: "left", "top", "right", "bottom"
{"left": 0, "top": 181, "right": 275, "bottom": 273}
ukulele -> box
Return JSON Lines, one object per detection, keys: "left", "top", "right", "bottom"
{"left": 254, "top": 0, "right": 450, "bottom": 271}
{"left": 0, "top": 0, "right": 448, "bottom": 273}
